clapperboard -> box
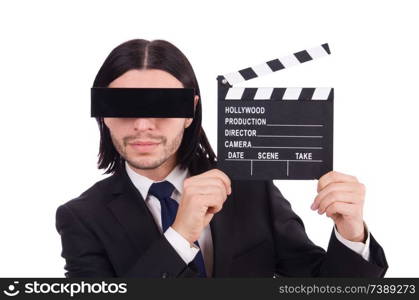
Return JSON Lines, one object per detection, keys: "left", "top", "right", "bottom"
{"left": 217, "top": 43, "right": 333, "bottom": 180}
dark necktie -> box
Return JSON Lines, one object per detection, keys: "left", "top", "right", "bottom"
{"left": 148, "top": 180, "right": 207, "bottom": 277}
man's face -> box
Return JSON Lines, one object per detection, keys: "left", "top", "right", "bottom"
{"left": 104, "top": 69, "right": 197, "bottom": 171}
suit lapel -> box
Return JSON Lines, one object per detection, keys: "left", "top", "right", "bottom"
{"left": 106, "top": 167, "right": 161, "bottom": 254}
{"left": 104, "top": 164, "right": 237, "bottom": 277}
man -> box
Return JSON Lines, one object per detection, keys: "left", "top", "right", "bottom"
{"left": 56, "top": 39, "right": 388, "bottom": 277}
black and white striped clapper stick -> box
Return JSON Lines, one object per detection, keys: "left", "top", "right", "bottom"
{"left": 217, "top": 43, "right": 334, "bottom": 180}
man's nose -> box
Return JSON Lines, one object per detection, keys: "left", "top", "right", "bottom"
{"left": 133, "top": 118, "right": 156, "bottom": 131}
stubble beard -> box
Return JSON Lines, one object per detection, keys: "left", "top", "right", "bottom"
{"left": 110, "top": 130, "right": 184, "bottom": 170}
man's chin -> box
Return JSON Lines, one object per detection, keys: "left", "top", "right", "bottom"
{"left": 126, "top": 159, "right": 165, "bottom": 170}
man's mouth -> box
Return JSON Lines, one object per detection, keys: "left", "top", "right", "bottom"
{"left": 130, "top": 141, "right": 160, "bottom": 145}
{"left": 129, "top": 141, "right": 160, "bottom": 152}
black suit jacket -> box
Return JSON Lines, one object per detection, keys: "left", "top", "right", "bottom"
{"left": 55, "top": 166, "right": 388, "bottom": 278}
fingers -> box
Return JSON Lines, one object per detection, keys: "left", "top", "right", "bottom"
{"left": 313, "top": 171, "right": 365, "bottom": 220}
{"left": 184, "top": 178, "right": 228, "bottom": 200}
{"left": 184, "top": 169, "right": 231, "bottom": 195}
{"left": 309, "top": 171, "right": 366, "bottom": 242}
{"left": 315, "top": 191, "right": 359, "bottom": 215}
{"left": 200, "top": 169, "right": 232, "bottom": 195}
{"left": 324, "top": 201, "right": 360, "bottom": 218}
{"left": 311, "top": 182, "right": 365, "bottom": 211}
{"left": 317, "top": 171, "right": 358, "bottom": 193}
{"left": 183, "top": 185, "right": 226, "bottom": 213}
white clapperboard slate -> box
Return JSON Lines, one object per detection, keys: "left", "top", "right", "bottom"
{"left": 217, "top": 43, "right": 333, "bottom": 180}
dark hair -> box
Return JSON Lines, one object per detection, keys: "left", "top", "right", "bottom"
{"left": 93, "top": 39, "right": 217, "bottom": 176}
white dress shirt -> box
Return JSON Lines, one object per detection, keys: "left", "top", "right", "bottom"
{"left": 125, "top": 161, "right": 370, "bottom": 277}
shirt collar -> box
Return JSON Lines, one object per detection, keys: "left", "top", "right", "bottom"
{"left": 125, "top": 160, "right": 189, "bottom": 200}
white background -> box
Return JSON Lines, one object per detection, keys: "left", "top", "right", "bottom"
{"left": 0, "top": 0, "right": 418, "bottom": 277}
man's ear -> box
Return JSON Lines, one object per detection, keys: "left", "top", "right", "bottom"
{"left": 185, "top": 95, "right": 199, "bottom": 129}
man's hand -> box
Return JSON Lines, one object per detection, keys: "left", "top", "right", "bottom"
{"left": 311, "top": 171, "right": 366, "bottom": 242}
{"left": 172, "top": 169, "right": 231, "bottom": 244}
